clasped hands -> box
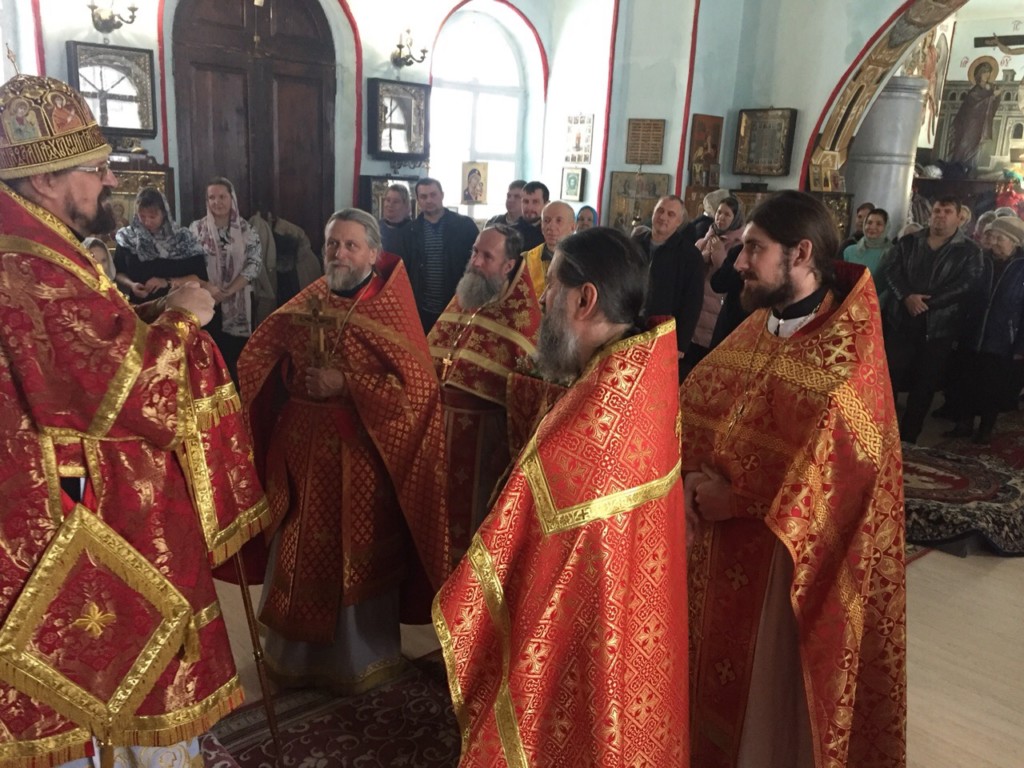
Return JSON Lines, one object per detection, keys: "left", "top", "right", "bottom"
{"left": 684, "top": 464, "right": 734, "bottom": 546}
{"left": 903, "top": 293, "right": 931, "bottom": 317}
{"left": 305, "top": 366, "right": 347, "bottom": 399}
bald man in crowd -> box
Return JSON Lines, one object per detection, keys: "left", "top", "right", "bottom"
{"left": 523, "top": 200, "right": 576, "bottom": 298}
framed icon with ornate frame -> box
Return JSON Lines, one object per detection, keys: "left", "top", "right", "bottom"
{"left": 65, "top": 41, "right": 157, "bottom": 139}
{"left": 367, "top": 78, "right": 430, "bottom": 163}
{"left": 732, "top": 108, "right": 797, "bottom": 177}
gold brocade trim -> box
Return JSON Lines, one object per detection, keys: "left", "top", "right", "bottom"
{"left": 38, "top": 434, "right": 63, "bottom": 525}
{"left": 192, "top": 382, "right": 242, "bottom": 432}
{"left": 520, "top": 431, "right": 682, "bottom": 536}
{"left": 578, "top": 317, "right": 675, "bottom": 381}
{"left": 0, "top": 506, "right": 193, "bottom": 741}
{"left": 82, "top": 439, "right": 105, "bottom": 503}
{"left": 1, "top": 185, "right": 91, "bottom": 263}
{"left": 206, "top": 497, "right": 271, "bottom": 567}
{"left": 431, "top": 597, "right": 469, "bottom": 752}
{"left": 120, "top": 677, "right": 244, "bottom": 745}
{"left": 429, "top": 345, "right": 515, "bottom": 384}
{"left": 467, "top": 537, "right": 528, "bottom": 768}
{"left": 0, "top": 724, "right": 91, "bottom": 767}
{"left": 436, "top": 311, "right": 538, "bottom": 358}
{"left": 173, "top": 349, "right": 270, "bottom": 565}
{"left": 192, "top": 600, "right": 221, "bottom": 629}
{"left": 0, "top": 125, "right": 110, "bottom": 180}
{"left": 174, "top": 354, "right": 219, "bottom": 558}
{"left": 0, "top": 234, "right": 104, "bottom": 294}
{"left": 88, "top": 320, "right": 146, "bottom": 438}
{"left": 57, "top": 464, "right": 84, "bottom": 476}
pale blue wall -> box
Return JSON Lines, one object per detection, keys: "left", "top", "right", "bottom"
{"left": 9, "top": 0, "right": 917, "bottom": 219}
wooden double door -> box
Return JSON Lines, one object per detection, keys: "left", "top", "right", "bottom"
{"left": 173, "top": 0, "right": 336, "bottom": 250}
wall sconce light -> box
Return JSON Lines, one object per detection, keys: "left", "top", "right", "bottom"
{"left": 88, "top": 2, "right": 138, "bottom": 35}
{"left": 390, "top": 29, "right": 428, "bottom": 70}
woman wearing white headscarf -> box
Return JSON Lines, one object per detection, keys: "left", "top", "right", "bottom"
{"left": 190, "top": 176, "right": 261, "bottom": 381}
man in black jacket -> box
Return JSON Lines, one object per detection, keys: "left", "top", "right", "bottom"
{"left": 397, "top": 177, "right": 480, "bottom": 331}
{"left": 876, "top": 196, "right": 985, "bottom": 443}
{"left": 633, "top": 194, "right": 704, "bottom": 381}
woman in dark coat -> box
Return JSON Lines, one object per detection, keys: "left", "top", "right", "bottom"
{"left": 946, "top": 217, "right": 1024, "bottom": 443}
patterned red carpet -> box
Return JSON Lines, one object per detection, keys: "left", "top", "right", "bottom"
{"left": 205, "top": 656, "right": 460, "bottom": 768}
{"left": 903, "top": 410, "right": 1024, "bottom": 556}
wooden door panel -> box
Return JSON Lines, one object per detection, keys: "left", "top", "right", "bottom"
{"left": 173, "top": 0, "right": 335, "bottom": 249}
{"left": 267, "top": 66, "right": 333, "bottom": 250}
{"left": 178, "top": 61, "right": 253, "bottom": 224}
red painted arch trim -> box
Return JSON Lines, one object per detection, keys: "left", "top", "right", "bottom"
{"left": 798, "top": 0, "right": 915, "bottom": 189}
{"left": 674, "top": 0, "right": 701, "bottom": 196}
{"left": 30, "top": 0, "right": 45, "bottom": 75}
{"left": 335, "top": 0, "right": 364, "bottom": 205}
{"left": 430, "top": 1, "right": 549, "bottom": 100}
{"left": 595, "top": 0, "right": 622, "bottom": 220}
{"left": 158, "top": 0, "right": 169, "bottom": 163}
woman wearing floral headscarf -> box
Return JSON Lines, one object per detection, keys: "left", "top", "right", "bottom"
{"left": 113, "top": 186, "right": 209, "bottom": 303}
{"left": 190, "top": 176, "right": 262, "bottom": 381}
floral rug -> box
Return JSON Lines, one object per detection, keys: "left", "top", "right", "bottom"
{"left": 902, "top": 410, "right": 1024, "bottom": 556}
{"left": 207, "top": 656, "right": 459, "bottom": 768}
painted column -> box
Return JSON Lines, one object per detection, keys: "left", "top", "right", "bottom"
{"left": 844, "top": 76, "right": 927, "bottom": 232}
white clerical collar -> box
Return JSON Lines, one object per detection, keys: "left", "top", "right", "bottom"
{"left": 766, "top": 311, "right": 817, "bottom": 338}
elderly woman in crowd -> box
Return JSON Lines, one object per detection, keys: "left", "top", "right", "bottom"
{"left": 683, "top": 195, "right": 744, "bottom": 378}
{"left": 945, "top": 216, "right": 1024, "bottom": 444}
{"left": 575, "top": 205, "right": 597, "bottom": 232}
{"left": 114, "top": 186, "right": 208, "bottom": 303}
{"left": 842, "top": 207, "right": 889, "bottom": 275}
{"left": 190, "top": 176, "right": 262, "bottom": 382}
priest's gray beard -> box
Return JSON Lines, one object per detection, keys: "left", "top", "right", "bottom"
{"left": 534, "top": 290, "right": 580, "bottom": 382}
{"left": 326, "top": 263, "right": 371, "bottom": 292}
{"left": 455, "top": 268, "right": 505, "bottom": 310}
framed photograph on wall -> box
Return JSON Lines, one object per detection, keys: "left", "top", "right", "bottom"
{"left": 66, "top": 41, "right": 157, "bottom": 138}
{"left": 732, "top": 108, "right": 797, "bottom": 177}
{"left": 461, "top": 161, "right": 488, "bottom": 205}
{"left": 367, "top": 78, "right": 430, "bottom": 163}
{"left": 358, "top": 175, "right": 419, "bottom": 220}
{"left": 561, "top": 167, "right": 585, "bottom": 202}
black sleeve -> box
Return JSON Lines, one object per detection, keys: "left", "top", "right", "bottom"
{"left": 674, "top": 243, "right": 706, "bottom": 353}
{"left": 710, "top": 244, "right": 743, "bottom": 294}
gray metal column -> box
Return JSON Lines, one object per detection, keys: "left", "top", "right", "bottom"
{"left": 844, "top": 76, "right": 927, "bottom": 233}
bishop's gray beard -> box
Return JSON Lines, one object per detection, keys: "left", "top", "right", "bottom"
{"left": 534, "top": 292, "right": 581, "bottom": 382}
{"left": 455, "top": 268, "right": 505, "bottom": 309}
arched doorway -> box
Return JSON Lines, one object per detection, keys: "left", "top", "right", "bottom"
{"left": 172, "top": 0, "right": 336, "bottom": 249}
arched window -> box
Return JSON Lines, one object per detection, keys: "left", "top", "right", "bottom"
{"left": 429, "top": 8, "right": 540, "bottom": 220}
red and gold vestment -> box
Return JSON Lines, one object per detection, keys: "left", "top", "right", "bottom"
{"left": 426, "top": 259, "right": 540, "bottom": 557}
{"left": 680, "top": 265, "right": 907, "bottom": 768}
{"left": 239, "top": 252, "right": 450, "bottom": 637}
{"left": 434, "top": 320, "right": 689, "bottom": 766}
{"left": 0, "top": 183, "right": 269, "bottom": 767}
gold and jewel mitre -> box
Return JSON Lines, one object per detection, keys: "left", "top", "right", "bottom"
{"left": 0, "top": 73, "right": 111, "bottom": 180}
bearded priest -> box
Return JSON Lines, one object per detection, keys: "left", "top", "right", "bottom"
{"left": 434, "top": 227, "right": 689, "bottom": 765}
{"left": 238, "top": 208, "right": 450, "bottom": 695}
{"left": 426, "top": 223, "right": 541, "bottom": 559}
{"left": 680, "top": 191, "right": 906, "bottom": 768}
